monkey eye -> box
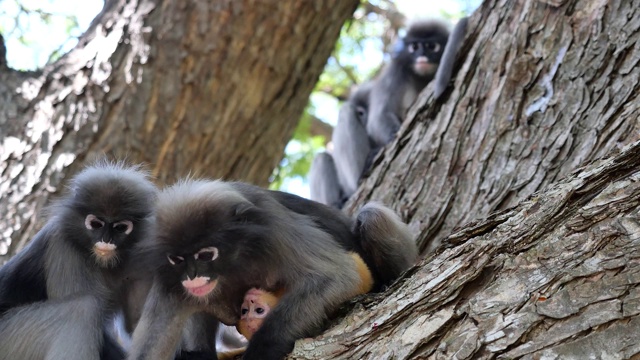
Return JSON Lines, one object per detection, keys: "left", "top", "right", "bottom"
{"left": 241, "top": 308, "right": 249, "bottom": 315}
{"left": 85, "top": 214, "right": 105, "bottom": 230}
{"left": 255, "top": 307, "right": 265, "bottom": 314}
{"left": 355, "top": 106, "right": 367, "bottom": 121}
{"left": 425, "top": 42, "right": 441, "bottom": 52}
{"left": 195, "top": 247, "right": 219, "bottom": 262}
{"left": 113, "top": 220, "right": 133, "bottom": 234}
{"left": 407, "top": 42, "right": 420, "bottom": 53}
{"left": 167, "top": 254, "right": 185, "bottom": 265}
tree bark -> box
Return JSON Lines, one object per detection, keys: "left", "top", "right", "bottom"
{"left": 348, "top": 0, "right": 640, "bottom": 254}
{"left": 0, "top": 0, "right": 358, "bottom": 258}
{"left": 294, "top": 138, "right": 640, "bottom": 359}
{"left": 305, "top": 0, "right": 640, "bottom": 358}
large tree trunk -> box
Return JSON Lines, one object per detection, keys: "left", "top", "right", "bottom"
{"left": 302, "top": 0, "right": 640, "bottom": 358}
{"left": 0, "top": 0, "right": 358, "bottom": 259}
{"left": 348, "top": 0, "right": 640, "bottom": 254}
{"left": 294, "top": 138, "right": 640, "bottom": 359}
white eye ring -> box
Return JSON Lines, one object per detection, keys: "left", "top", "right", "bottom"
{"left": 167, "top": 254, "right": 185, "bottom": 265}
{"left": 194, "top": 247, "right": 219, "bottom": 261}
{"left": 85, "top": 214, "right": 105, "bottom": 230}
{"left": 113, "top": 220, "right": 133, "bottom": 234}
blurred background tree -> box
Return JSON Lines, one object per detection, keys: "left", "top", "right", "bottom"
{"left": 0, "top": 0, "right": 480, "bottom": 196}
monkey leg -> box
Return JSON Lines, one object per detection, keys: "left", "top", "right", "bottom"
{"left": 355, "top": 202, "right": 418, "bottom": 288}
{"left": 0, "top": 295, "right": 107, "bottom": 360}
{"left": 308, "top": 152, "right": 344, "bottom": 208}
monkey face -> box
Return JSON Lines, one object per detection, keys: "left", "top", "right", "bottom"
{"left": 237, "top": 288, "right": 279, "bottom": 340}
{"left": 165, "top": 246, "right": 221, "bottom": 298}
{"left": 406, "top": 40, "right": 443, "bottom": 77}
{"left": 83, "top": 213, "right": 135, "bottom": 267}
{"left": 62, "top": 164, "right": 157, "bottom": 269}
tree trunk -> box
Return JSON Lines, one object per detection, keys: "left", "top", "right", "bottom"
{"left": 304, "top": 0, "right": 640, "bottom": 358}
{"left": 0, "top": 0, "right": 358, "bottom": 259}
{"left": 294, "top": 139, "right": 640, "bottom": 359}
{"left": 348, "top": 0, "right": 640, "bottom": 254}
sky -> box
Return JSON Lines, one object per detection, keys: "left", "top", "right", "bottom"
{"left": 0, "top": 0, "right": 481, "bottom": 197}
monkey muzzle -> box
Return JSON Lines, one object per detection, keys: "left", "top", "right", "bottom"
{"left": 93, "top": 241, "right": 117, "bottom": 258}
{"left": 414, "top": 57, "right": 435, "bottom": 76}
{"left": 182, "top": 276, "right": 218, "bottom": 297}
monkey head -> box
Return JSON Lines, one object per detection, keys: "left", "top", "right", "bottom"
{"left": 56, "top": 161, "right": 157, "bottom": 268}
{"left": 236, "top": 288, "right": 280, "bottom": 340}
{"left": 154, "top": 180, "right": 271, "bottom": 302}
{"left": 396, "top": 20, "right": 449, "bottom": 78}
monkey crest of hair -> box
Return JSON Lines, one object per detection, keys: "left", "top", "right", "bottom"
{"left": 50, "top": 160, "right": 157, "bottom": 268}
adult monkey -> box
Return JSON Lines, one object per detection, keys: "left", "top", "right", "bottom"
{"left": 309, "top": 83, "right": 372, "bottom": 208}
{"left": 128, "top": 180, "right": 416, "bottom": 360}
{"left": 0, "top": 160, "right": 157, "bottom": 360}
{"left": 310, "top": 20, "right": 450, "bottom": 208}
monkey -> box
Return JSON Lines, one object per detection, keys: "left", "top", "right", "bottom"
{"left": 309, "top": 83, "right": 372, "bottom": 208}
{"left": 367, "top": 19, "right": 449, "bottom": 147}
{"left": 128, "top": 179, "right": 416, "bottom": 360}
{"left": 235, "top": 251, "right": 374, "bottom": 341}
{"left": 0, "top": 160, "right": 158, "bottom": 360}
{"left": 309, "top": 20, "right": 450, "bottom": 209}
{"left": 308, "top": 152, "right": 344, "bottom": 208}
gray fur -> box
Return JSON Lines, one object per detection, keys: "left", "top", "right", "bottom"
{"left": 434, "top": 17, "right": 469, "bottom": 99}
{"left": 368, "top": 19, "right": 450, "bottom": 146}
{"left": 128, "top": 179, "right": 363, "bottom": 360}
{"left": 355, "top": 202, "right": 417, "bottom": 286}
{"left": 0, "top": 295, "right": 103, "bottom": 360}
{"left": 0, "top": 160, "right": 158, "bottom": 360}
{"left": 309, "top": 83, "right": 372, "bottom": 208}
{"left": 332, "top": 83, "right": 373, "bottom": 197}
{"left": 310, "top": 21, "right": 450, "bottom": 208}
{"left": 308, "top": 152, "right": 343, "bottom": 208}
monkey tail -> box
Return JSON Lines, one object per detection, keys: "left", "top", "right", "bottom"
{"left": 354, "top": 203, "right": 418, "bottom": 288}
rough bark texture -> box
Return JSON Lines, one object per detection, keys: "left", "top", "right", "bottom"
{"left": 0, "top": 0, "right": 358, "bottom": 258}
{"left": 348, "top": 0, "right": 640, "bottom": 253}
{"left": 292, "top": 139, "right": 640, "bottom": 360}
{"left": 299, "top": 0, "right": 640, "bottom": 358}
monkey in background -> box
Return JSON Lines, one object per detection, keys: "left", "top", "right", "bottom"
{"left": 368, "top": 19, "right": 449, "bottom": 145}
{"left": 309, "top": 19, "right": 450, "bottom": 208}
{"left": 309, "top": 83, "right": 372, "bottom": 208}
{"left": 128, "top": 180, "right": 416, "bottom": 360}
{"left": 0, "top": 160, "right": 158, "bottom": 360}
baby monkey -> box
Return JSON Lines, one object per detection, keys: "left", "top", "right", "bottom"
{"left": 219, "top": 253, "right": 374, "bottom": 360}
{"left": 239, "top": 252, "right": 373, "bottom": 340}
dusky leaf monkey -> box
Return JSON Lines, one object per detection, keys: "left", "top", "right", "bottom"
{"left": 0, "top": 160, "right": 157, "bottom": 360}
{"left": 310, "top": 19, "right": 450, "bottom": 208}
{"left": 128, "top": 180, "right": 416, "bottom": 360}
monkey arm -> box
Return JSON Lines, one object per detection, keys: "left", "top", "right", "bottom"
{"left": 434, "top": 17, "right": 469, "bottom": 99}
{"left": 366, "top": 80, "right": 403, "bottom": 146}
{"left": 241, "top": 275, "right": 351, "bottom": 360}
{"left": 128, "top": 281, "right": 193, "bottom": 360}
{"left": 308, "top": 152, "right": 344, "bottom": 208}
{"left": 242, "top": 251, "right": 363, "bottom": 360}
{"left": 0, "top": 228, "right": 48, "bottom": 313}
{"left": 332, "top": 105, "right": 372, "bottom": 197}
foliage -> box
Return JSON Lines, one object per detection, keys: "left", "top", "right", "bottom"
{"left": 0, "top": 0, "right": 86, "bottom": 70}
